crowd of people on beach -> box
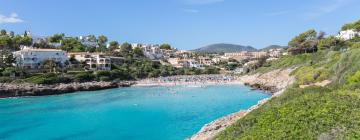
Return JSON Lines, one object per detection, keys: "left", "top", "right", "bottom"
{"left": 137, "top": 74, "right": 239, "bottom": 86}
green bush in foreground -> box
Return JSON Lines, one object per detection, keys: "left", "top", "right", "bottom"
{"left": 216, "top": 47, "right": 360, "bottom": 139}
{"left": 291, "top": 66, "right": 330, "bottom": 85}
{"left": 347, "top": 71, "right": 360, "bottom": 85}
{"left": 215, "top": 87, "right": 360, "bottom": 140}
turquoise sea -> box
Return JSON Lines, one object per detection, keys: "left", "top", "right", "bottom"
{"left": 0, "top": 85, "right": 269, "bottom": 140}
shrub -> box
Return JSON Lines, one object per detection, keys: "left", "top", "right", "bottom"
{"left": 74, "top": 72, "right": 95, "bottom": 82}
{"left": 96, "top": 71, "right": 111, "bottom": 77}
{"left": 0, "top": 77, "right": 12, "bottom": 83}
{"left": 332, "top": 48, "right": 360, "bottom": 84}
{"left": 292, "top": 66, "right": 330, "bottom": 85}
{"left": 99, "top": 76, "right": 111, "bottom": 81}
{"left": 25, "top": 73, "right": 71, "bottom": 84}
{"left": 2, "top": 67, "right": 16, "bottom": 76}
{"left": 347, "top": 71, "right": 360, "bottom": 85}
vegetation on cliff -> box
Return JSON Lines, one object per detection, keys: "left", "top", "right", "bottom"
{"left": 216, "top": 19, "right": 360, "bottom": 139}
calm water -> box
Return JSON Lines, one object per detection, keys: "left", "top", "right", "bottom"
{"left": 0, "top": 85, "right": 269, "bottom": 140}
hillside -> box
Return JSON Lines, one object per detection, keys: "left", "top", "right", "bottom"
{"left": 260, "top": 45, "right": 286, "bottom": 51}
{"left": 216, "top": 48, "right": 360, "bottom": 140}
{"left": 215, "top": 19, "right": 360, "bottom": 139}
{"left": 192, "top": 43, "right": 257, "bottom": 53}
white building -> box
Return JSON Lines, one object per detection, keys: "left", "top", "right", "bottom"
{"left": 68, "top": 53, "right": 111, "bottom": 71}
{"left": 79, "top": 36, "right": 99, "bottom": 47}
{"left": 198, "top": 56, "right": 214, "bottom": 66}
{"left": 225, "top": 51, "right": 268, "bottom": 61}
{"left": 268, "top": 48, "right": 284, "bottom": 58}
{"left": 337, "top": 29, "right": 360, "bottom": 40}
{"left": 212, "top": 57, "right": 223, "bottom": 64}
{"left": 184, "top": 59, "right": 203, "bottom": 69}
{"left": 131, "top": 44, "right": 165, "bottom": 60}
{"left": 13, "top": 47, "right": 68, "bottom": 69}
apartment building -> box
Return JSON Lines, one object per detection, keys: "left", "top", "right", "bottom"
{"left": 13, "top": 47, "right": 69, "bottom": 69}
{"left": 69, "top": 52, "right": 111, "bottom": 71}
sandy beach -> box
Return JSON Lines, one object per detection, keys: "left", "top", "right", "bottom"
{"left": 134, "top": 74, "right": 243, "bottom": 87}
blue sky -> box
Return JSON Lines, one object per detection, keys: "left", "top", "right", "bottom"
{"left": 0, "top": 0, "right": 359, "bottom": 50}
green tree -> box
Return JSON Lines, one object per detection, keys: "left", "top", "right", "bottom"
{"left": 86, "top": 35, "right": 97, "bottom": 42}
{"left": 86, "top": 46, "right": 96, "bottom": 53}
{"left": 288, "top": 29, "right": 318, "bottom": 55}
{"left": 120, "top": 42, "right": 133, "bottom": 57}
{"left": 49, "top": 33, "right": 65, "bottom": 43}
{"left": 60, "top": 37, "right": 82, "bottom": 52}
{"left": 133, "top": 47, "right": 144, "bottom": 58}
{"left": 98, "top": 35, "right": 108, "bottom": 46}
{"left": 341, "top": 19, "right": 360, "bottom": 31}
{"left": 0, "top": 29, "right": 6, "bottom": 36}
{"left": 3, "top": 53, "right": 15, "bottom": 67}
{"left": 0, "top": 50, "right": 15, "bottom": 69}
{"left": 318, "top": 36, "right": 339, "bottom": 50}
{"left": 96, "top": 45, "right": 108, "bottom": 52}
{"left": 108, "top": 41, "right": 119, "bottom": 51}
{"left": 13, "top": 35, "right": 33, "bottom": 48}
{"left": 160, "top": 44, "right": 171, "bottom": 50}
{"left": 72, "top": 45, "right": 86, "bottom": 52}
{"left": 0, "top": 35, "right": 13, "bottom": 49}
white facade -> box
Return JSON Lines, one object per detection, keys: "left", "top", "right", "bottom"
{"left": 268, "top": 48, "right": 284, "bottom": 58}
{"left": 225, "top": 51, "right": 268, "bottom": 61}
{"left": 79, "top": 36, "right": 98, "bottom": 47}
{"left": 212, "top": 57, "right": 222, "bottom": 64}
{"left": 131, "top": 44, "right": 165, "bottom": 60}
{"left": 198, "top": 56, "right": 214, "bottom": 66}
{"left": 337, "top": 30, "right": 360, "bottom": 40}
{"left": 184, "top": 59, "right": 203, "bottom": 68}
{"left": 13, "top": 47, "right": 68, "bottom": 69}
{"left": 69, "top": 53, "right": 111, "bottom": 71}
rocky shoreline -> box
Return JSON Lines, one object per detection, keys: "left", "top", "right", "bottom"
{"left": 189, "top": 68, "right": 296, "bottom": 140}
{"left": 0, "top": 81, "right": 134, "bottom": 98}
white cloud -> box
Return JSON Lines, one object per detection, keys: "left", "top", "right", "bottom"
{"left": 184, "top": 0, "right": 224, "bottom": 5}
{"left": 183, "top": 9, "right": 199, "bottom": 13}
{"left": 305, "top": 0, "right": 353, "bottom": 19}
{"left": 0, "top": 13, "right": 24, "bottom": 24}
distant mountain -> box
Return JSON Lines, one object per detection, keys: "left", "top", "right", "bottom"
{"left": 260, "top": 45, "right": 287, "bottom": 51}
{"left": 192, "top": 43, "right": 257, "bottom": 53}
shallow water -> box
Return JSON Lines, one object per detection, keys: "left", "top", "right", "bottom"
{"left": 0, "top": 85, "right": 269, "bottom": 140}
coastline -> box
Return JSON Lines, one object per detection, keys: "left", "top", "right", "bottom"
{"left": 0, "top": 74, "right": 236, "bottom": 98}
{"left": 189, "top": 68, "right": 296, "bottom": 140}
{"left": 0, "top": 81, "right": 134, "bottom": 98}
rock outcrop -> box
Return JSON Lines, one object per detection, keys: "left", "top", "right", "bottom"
{"left": 189, "top": 111, "right": 247, "bottom": 140}
{"left": 239, "top": 68, "right": 297, "bottom": 93}
{"left": 0, "top": 81, "right": 134, "bottom": 98}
